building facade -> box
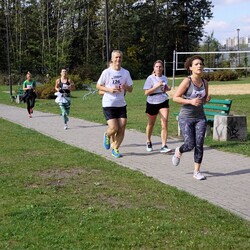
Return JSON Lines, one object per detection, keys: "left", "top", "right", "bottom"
{"left": 226, "top": 36, "right": 250, "bottom": 50}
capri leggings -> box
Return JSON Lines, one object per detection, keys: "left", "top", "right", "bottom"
{"left": 59, "top": 101, "right": 70, "bottom": 124}
{"left": 178, "top": 117, "right": 207, "bottom": 164}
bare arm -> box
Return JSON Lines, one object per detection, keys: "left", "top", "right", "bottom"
{"left": 204, "top": 79, "right": 211, "bottom": 103}
{"left": 55, "top": 79, "right": 60, "bottom": 92}
{"left": 68, "top": 79, "right": 75, "bottom": 91}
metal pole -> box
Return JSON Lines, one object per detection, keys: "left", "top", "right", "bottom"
{"left": 5, "top": 9, "right": 12, "bottom": 98}
{"left": 104, "top": 0, "right": 110, "bottom": 65}
{"left": 172, "top": 50, "right": 176, "bottom": 88}
{"left": 164, "top": 60, "right": 166, "bottom": 76}
{"left": 237, "top": 28, "right": 240, "bottom": 65}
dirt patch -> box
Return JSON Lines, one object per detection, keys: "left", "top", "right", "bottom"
{"left": 168, "top": 83, "right": 250, "bottom": 97}
{"left": 208, "top": 84, "right": 250, "bottom": 95}
{"left": 39, "top": 168, "right": 88, "bottom": 179}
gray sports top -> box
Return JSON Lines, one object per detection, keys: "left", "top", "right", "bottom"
{"left": 179, "top": 77, "right": 207, "bottom": 119}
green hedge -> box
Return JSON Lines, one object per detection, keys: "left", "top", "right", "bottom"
{"left": 203, "top": 70, "right": 238, "bottom": 81}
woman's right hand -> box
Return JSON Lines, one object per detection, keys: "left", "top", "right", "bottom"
{"left": 190, "top": 97, "right": 203, "bottom": 106}
{"left": 109, "top": 87, "right": 120, "bottom": 93}
{"left": 158, "top": 81, "right": 164, "bottom": 87}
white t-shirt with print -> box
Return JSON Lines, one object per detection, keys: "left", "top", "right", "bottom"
{"left": 143, "top": 74, "right": 169, "bottom": 104}
{"left": 97, "top": 67, "right": 133, "bottom": 107}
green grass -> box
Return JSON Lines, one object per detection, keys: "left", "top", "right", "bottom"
{"left": 0, "top": 119, "right": 250, "bottom": 249}
{"left": 1, "top": 77, "right": 250, "bottom": 157}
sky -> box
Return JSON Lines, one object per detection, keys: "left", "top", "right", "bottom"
{"left": 204, "top": 0, "right": 250, "bottom": 44}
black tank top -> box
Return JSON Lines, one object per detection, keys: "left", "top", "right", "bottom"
{"left": 59, "top": 79, "right": 71, "bottom": 94}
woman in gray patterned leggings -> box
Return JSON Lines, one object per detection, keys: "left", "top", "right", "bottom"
{"left": 172, "top": 55, "right": 211, "bottom": 180}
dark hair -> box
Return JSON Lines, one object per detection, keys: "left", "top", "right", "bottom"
{"left": 184, "top": 55, "right": 204, "bottom": 72}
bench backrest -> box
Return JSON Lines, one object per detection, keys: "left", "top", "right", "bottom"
{"left": 203, "top": 99, "right": 232, "bottom": 118}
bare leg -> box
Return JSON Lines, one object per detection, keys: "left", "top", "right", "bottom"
{"left": 194, "top": 162, "right": 201, "bottom": 172}
{"left": 112, "top": 118, "right": 127, "bottom": 149}
{"left": 159, "top": 108, "right": 169, "bottom": 147}
{"left": 146, "top": 114, "right": 157, "bottom": 143}
{"left": 106, "top": 119, "right": 119, "bottom": 142}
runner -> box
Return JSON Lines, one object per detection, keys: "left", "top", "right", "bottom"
{"left": 96, "top": 50, "right": 133, "bottom": 158}
{"left": 172, "top": 55, "right": 211, "bottom": 180}
{"left": 55, "top": 69, "right": 75, "bottom": 130}
{"left": 23, "top": 71, "right": 37, "bottom": 118}
{"left": 143, "top": 60, "right": 172, "bottom": 153}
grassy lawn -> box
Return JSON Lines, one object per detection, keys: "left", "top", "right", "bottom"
{"left": 1, "top": 77, "right": 250, "bottom": 157}
{"left": 0, "top": 119, "right": 250, "bottom": 249}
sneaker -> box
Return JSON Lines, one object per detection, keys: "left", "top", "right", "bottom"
{"left": 30, "top": 108, "right": 33, "bottom": 114}
{"left": 172, "top": 147, "right": 181, "bottom": 166}
{"left": 112, "top": 148, "right": 122, "bottom": 158}
{"left": 64, "top": 124, "right": 68, "bottom": 130}
{"left": 160, "top": 145, "right": 172, "bottom": 153}
{"left": 193, "top": 171, "right": 206, "bottom": 180}
{"left": 103, "top": 132, "right": 110, "bottom": 150}
{"left": 146, "top": 142, "right": 153, "bottom": 152}
{"left": 29, "top": 114, "right": 32, "bottom": 118}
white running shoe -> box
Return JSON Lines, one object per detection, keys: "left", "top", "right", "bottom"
{"left": 64, "top": 124, "right": 68, "bottom": 130}
{"left": 172, "top": 147, "right": 181, "bottom": 166}
{"left": 193, "top": 171, "right": 206, "bottom": 180}
{"left": 160, "top": 145, "right": 172, "bottom": 153}
{"left": 146, "top": 142, "right": 153, "bottom": 152}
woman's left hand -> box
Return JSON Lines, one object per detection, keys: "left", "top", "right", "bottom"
{"left": 206, "top": 95, "right": 211, "bottom": 102}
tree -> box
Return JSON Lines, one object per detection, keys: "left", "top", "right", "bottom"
{"left": 200, "top": 32, "right": 221, "bottom": 67}
{"left": 0, "top": 0, "right": 214, "bottom": 80}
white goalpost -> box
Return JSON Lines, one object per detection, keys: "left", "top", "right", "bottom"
{"left": 172, "top": 50, "right": 250, "bottom": 87}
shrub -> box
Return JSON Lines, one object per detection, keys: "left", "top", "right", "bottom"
{"left": 202, "top": 72, "right": 213, "bottom": 81}
{"left": 41, "top": 85, "right": 55, "bottom": 99}
{"left": 36, "top": 84, "right": 55, "bottom": 99}
{"left": 35, "top": 74, "right": 89, "bottom": 98}
{"left": 67, "top": 74, "right": 83, "bottom": 90}
{"left": 33, "top": 71, "right": 99, "bottom": 99}
{"left": 203, "top": 70, "right": 238, "bottom": 81}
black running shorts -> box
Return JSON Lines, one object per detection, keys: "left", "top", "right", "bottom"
{"left": 145, "top": 99, "right": 169, "bottom": 116}
{"left": 103, "top": 106, "right": 127, "bottom": 121}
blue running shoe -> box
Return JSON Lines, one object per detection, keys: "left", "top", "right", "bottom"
{"left": 112, "top": 149, "right": 122, "bottom": 158}
{"left": 103, "top": 132, "right": 110, "bottom": 150}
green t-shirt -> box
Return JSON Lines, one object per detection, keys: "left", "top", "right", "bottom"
{"left": 23, "top": 80, "right": 36, "bottom": 89}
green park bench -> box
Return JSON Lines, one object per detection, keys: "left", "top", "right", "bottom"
{"left": 15, "top": 87, "right": 25, "bottom": 104}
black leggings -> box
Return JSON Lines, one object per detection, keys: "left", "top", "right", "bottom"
{"left": 179, "top": 117, "right": 207, "bottom": 164}
{"left": 26, "top": 95, "right": 36, "bottom": 114}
